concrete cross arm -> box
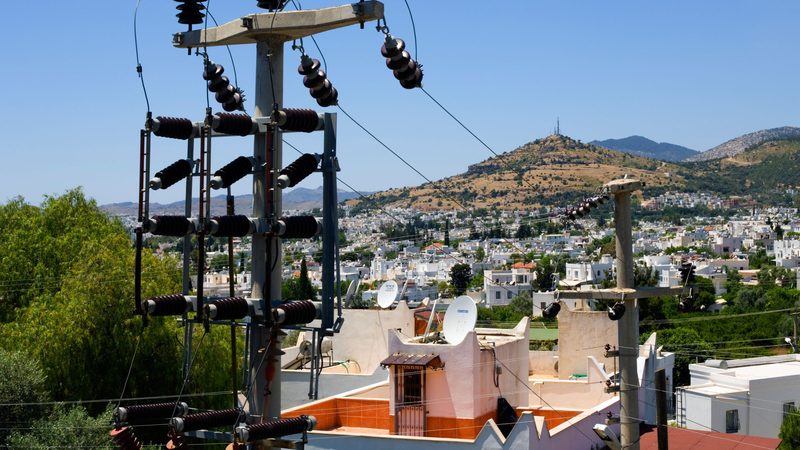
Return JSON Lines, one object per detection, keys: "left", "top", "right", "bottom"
{"left": 173, "top": 1, "right": 385, "bottom": 48}
{"left": 555, "top": 286, "right": 684, "bottom": 300}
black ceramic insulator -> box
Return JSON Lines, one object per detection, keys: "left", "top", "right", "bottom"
{"left": 170, "top": 408, "right": 241, "bottom": 433}
{"left": 203, "top": 62, "right": 244, "bottom": 112}
{"left": 257, "top": 0, "right": 287, "bottom": 10}
{"left": 115, "top": 402, "right": 188, "bottom": 424}
{"left": 150, "top": 216, "right": 193, "bottom": 236}
{"left": 542, "top": 302, "right": 560, "bottom": 320}
{"left": 277, "top": 216, "right": 320, "bottom": 239}
{"left": 279, "top": 154, "right": 318, "bottom": 188}
{"left": 154, "top": 116, "right": 194, "bottom": 140}
{"left": 175, "top": 0, "right": 205, "bottom": 25}
{"left": 147, "top": 294, "right": 189, "bottom": 316}
{"left": 298, "top": 56, "right": 338, "bottom": 107}
{"left": 213, "top": 156, "right": 253, "bottom": 189}
{"left": 153, "top": 159, "right": 193, "bottom": 190}
{"left": 382, "top": 38, "right": 423, "bottom": 89}
{"left": 278, "top": 109, "right": 320, "bottom": 133}
{"left": 211, "top": 215, "right": 252, "bottom": 237}
{"left": 608, "top": 303, "right": 626, "bottom": 321}
{"left": 239, "top": 416, "right": 314, "bottom": 442}
{"left": 380, "top": 38, "right": 406, "bottom": 58}
{"left": 110, "top": 427, "right": 143, "bottom": 450}
{"left": 276, "top": 300, "right": 318, "bottom": 325}
{"left": 213, "top": 113, "right": 253, "bottom": 136}
{"left": 207, "top": 297, "right": 249, "bottom": 320}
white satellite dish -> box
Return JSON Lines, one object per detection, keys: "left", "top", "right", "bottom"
{"left": 344, "top": 278, "right": 360, "bottom": 308}
{"left": 376, "top": 280, "right": 399, "bottom": 309}
{"left": 442, "top": 296, "right": 478, "bottom": 345}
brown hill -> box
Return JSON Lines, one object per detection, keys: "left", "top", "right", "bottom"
{"left": 349, "top": 134, "right": 684, "bottom": 211}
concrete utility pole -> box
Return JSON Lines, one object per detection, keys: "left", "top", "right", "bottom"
{"left": 173, "top": 2, "right": 384, "bottom": 425}
{"left": 558, "top": 177, "right": 682, "bottom": 450}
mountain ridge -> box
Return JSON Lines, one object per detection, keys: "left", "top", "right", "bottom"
{"left": 685, "top": 126, "right": 800, "bottom": 162}
{"left": 590, "top": 135, "right": 698, "bottom": 162}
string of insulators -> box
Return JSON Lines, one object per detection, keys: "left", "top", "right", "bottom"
{"left": 274, "top": 216, "right": 321, "bottom": 239}
{"left": 170, "top": 408, "right": 241, "bottom": 433}
{"left": 256, "top": 0, "right": 288, "bottom": 10}
{"left": 212, "top": 112, "right": 254, "bottom": 136}
{"left": 235, "top": 416, "right": 316, "bottom": 442}
{"left": 273, "top": 108, "right": 321, "bottom": 133}
{"left": 274, "top": 300, "right": 319, "bottom": 325}
{"left": 210, "top": 156, "right": 253, "bottom": 189}
{"left": 153, "top": 116, "right": 194, "bottom": 140}
{"left": 110, "top": 427, "right": 143, "bottom": 450}
{"left": 678, "top": 296, "right": 694, "bottom": 312}
{"left": 209, "top": 215, "right": 253, "bottom": 237}
{"left": 206, "top": 296, "right": 249, "bottom": 320}
{"left": 150, "top": 159, "right": 193, "bottom": 190}
{"left": 203, "top": 61, "right": 245, "bottom": 112}
{"left": 146, "top": 215, "right": 195, "bottom": 236}
{"left": 175, "top": 0, "right": 206, "bottom": 25}
{"left": 298, "top": 56, "right": 338, "bottom": 107}
{"left": 277, "top": 154, "right": 318, "bottom": 189}
{"left": 381, "top": 37, "right": 423, "bottom": 89}
{"left": 114, "top": 402, "right": 189, "bottom": 425}
{"left": 146, "top": 294, "right": 191, "bottom": 316}
{"left": 565, "top": 194, "right": 609, "bottom": 221}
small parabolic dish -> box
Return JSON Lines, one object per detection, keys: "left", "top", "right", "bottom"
{"left": 376, "top": 280, "right": 399, "bottom": 309}
{"left": 442, "top": 296, "right": 478, "bottom": 345}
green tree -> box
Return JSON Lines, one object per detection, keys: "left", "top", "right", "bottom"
{"left": 475, "top": 247, "right": 486, "bottom": 262}
{"left": 0, "top": 350, "right": 49, "bottom": 445}
{"left": 7, "top": 404, "right": 116, "bottom": 449}
{"left": 450, "top": 263, "right": 472, "bottom": 296}
{"left": 657, "top": 328, "right": 713, "bottom": 387}
{"left": 509, "top": 294, "right": 532, "bottom": 317}
{"left": 210, "top": 253, "right": 230, "bottom": 271}
{"left": 780, "top": 407, "right": 800, "bottom": 450}
{"left": 468, "top": 271, "right": 485, "bottom": 290}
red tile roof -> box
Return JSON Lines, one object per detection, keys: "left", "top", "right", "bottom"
{"left": 639, "top": 425, "right": 781, "bottom": 450}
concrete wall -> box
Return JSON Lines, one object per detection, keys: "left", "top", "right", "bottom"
{"left": 529, "top": 357, "right": 613, "bottom": 410}
{"left": 528, "top": 351, "right": 558, "bottom": 377}
{"left": 555, "top": 303, "right": 617, "bottom": 380}
{"left": 281, "top": 367, "right": 389, "bottom": 410}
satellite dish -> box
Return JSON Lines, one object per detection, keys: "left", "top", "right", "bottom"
{"left": 442, "top": 296, "right": 478, "bottom": 345}
{"left": 344, "top": 278, "right": 360, "bottom": 308}
{"left": 376, "top": 280, "right": 399, "bottom": 309}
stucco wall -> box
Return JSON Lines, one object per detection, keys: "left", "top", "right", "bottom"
{"left": 555, "top": 302, "right": 617, "bottom": 380}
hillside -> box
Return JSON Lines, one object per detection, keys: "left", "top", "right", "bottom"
{"left": 348, "top": 134, "right": 684, "bottom": 211}
{"left": 685, "top": 126, "right": 800, "bottom": 162}
{"left": 591, "top": 135, "right": 697, "bottom": 162}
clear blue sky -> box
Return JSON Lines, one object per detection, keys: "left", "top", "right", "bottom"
{"left": 1, "top": 1, "right": 798, "bottom": 204}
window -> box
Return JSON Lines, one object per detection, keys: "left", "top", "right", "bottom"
{"left": 725, "top": 409, "right": 740, "bottom": 433}
{"left": 540, "top": 302, "right": 546, "bottom": 311}
{"left": 784, "top": 402, "right": 795, "bottom": 419}
{"left": 507, "top": 291, "right": 513, "bottom": 299}
{"left": 495, "top": 291, "right": 501, "bottom": 300}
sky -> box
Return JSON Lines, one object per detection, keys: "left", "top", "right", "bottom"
{"left": 1, "top": 0, "right": 798, "bottom": 205}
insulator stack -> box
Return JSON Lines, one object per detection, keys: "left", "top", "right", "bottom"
{"left": 204, "top": 61, "right": 245, "bottom": 112}
{"left": 678, "top": 297, "right": 693, "bottom": 312}
{"left": 209, "top": 215, "right": 253, "bottom": 237}
{"left": 275, "top": 300, "right": 319, "bottom": 325}
{"left": 110, "top": 427, "right": 143, "bottom": 450}
{"left": 212, "top": 113, "right": 254, "bottom": 136}
{"left": 277, "top": 154, "right": 318, "bottom": 188}
{"left": 298, "top": 56, "right": 338, "bottom": 107}
{"left": 207, "top": 296, "right": 249, "bottom": 320}
{"left": 175, "top": 0, "right": 206, "bottom": 25}
{"left": 256, "top": 0, "right": 288, "bottom": 10}
{"left": 150, "top": 159, "right": 193, "bottom": 190}
{"left": 154, "top": 116, "right": 194, "bottom": 140}
{"left": 275, "top": 216, "right": 321, "bottom": 239}
{"left": 146, "top": 215, "right": 194, "bottom": 236}
{"left": 565, "top": 194, "right": 609, "bottom": 221}
{"left": 381, "top": 37, "right": 423, "bottom": 89}
{"left": 115, "top": 402, "right": 189, "bottom": 424}
{"left": 170, "top": 408, "right": 241, "bottom": 433}
{"left": 210, "top": 156, "right": 253, "bottom": 189}
{"left": 236, "top": 416, "right": 316, "bottom": 442}
{"left": 146, "top": 294, "right": 191, "bottom": 316}
{"left": 274, "top": 108, "right": 321, "bottom": 132}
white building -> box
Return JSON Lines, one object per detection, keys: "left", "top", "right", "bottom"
{"left": 677, "top": 354, "right": 800, "bottom": 438}
{"left": 483, "top": 268, "right": 533, "bottom": 306}
{"left": 562, "top": 256, "right": 613, "bottom": 288}
{"left": 775, "top": 239, "right": 800, "bottom": 268}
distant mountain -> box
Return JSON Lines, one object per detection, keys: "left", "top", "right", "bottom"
{"left": 685, "top": 126, "right": 800, "bottom": 162}
{"left": 590, "top": 135, "right": 698, "bottom": 162}
{"left": 101, "top": 187, "right": 365, "bottom": 216}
